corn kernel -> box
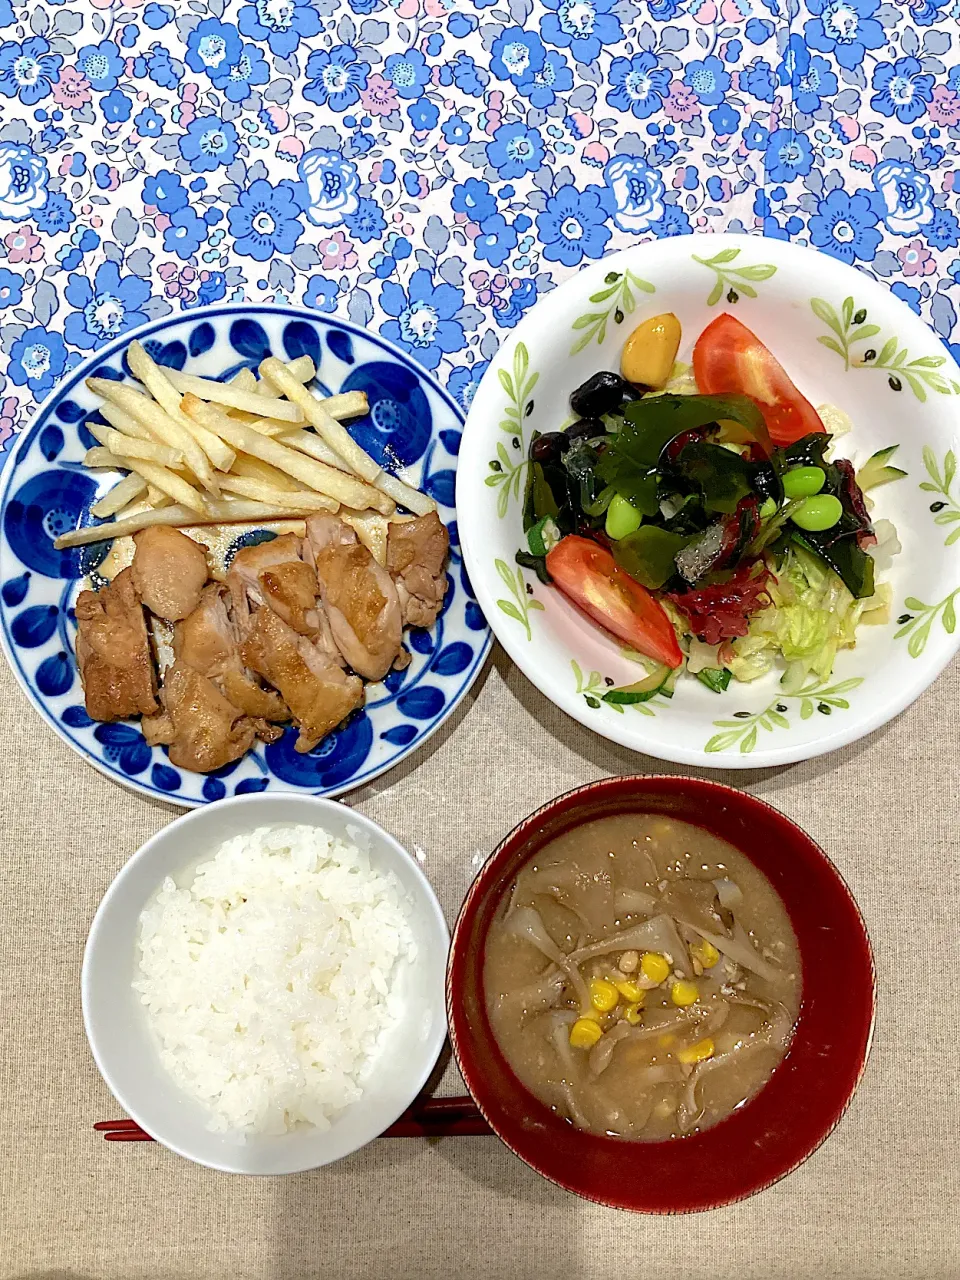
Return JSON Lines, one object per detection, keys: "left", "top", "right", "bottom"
{"left": 670, "top": 979, "right": 699, "bottom": 1007}
{"left": 623, "top": 1002, "right": 643, "bottom": 1026}
{"left": 640, "top": 952, "right": 670, "bottom": 985}
{"left": 569, "top": 1017, "right": 603, "bottom": 1049}
{"left": 690, "top": 938, "right": 720, "bottom": 969}
{"left": 618, "top": 949, "right": 639, "bottom": 974}
{"left": 590, "top": 978, "right": 620, "bottom": 1013}
{"left": 614, "top": 979, "right": 644, "bottom": 1003}
{"left": 676, "top": 1037, "right": 715, "bottom": 1065}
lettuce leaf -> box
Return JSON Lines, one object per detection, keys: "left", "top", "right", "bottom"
{"left": 726, "top": 543, "right": 884, "bottom": 684}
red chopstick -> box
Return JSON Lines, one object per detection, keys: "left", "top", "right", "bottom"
{"left": 95, "top": 1095, "right": 491, "bottom": 1142}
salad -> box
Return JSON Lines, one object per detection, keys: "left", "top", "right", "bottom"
{"left": 519, "top": 312, "right": 906, "bottom": 701}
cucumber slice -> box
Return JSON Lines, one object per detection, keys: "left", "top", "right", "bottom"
{"left": 602, "top": 663, "right": 672, "bottom": 705}
{"left": 696, "top": 668, "right": 731, "bottom": 694}
{"left": 856, "top": 445, "right": 907, "bottom": 492}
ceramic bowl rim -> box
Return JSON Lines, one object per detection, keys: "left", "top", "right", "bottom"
{"left": 446, "top": 774, "right": 876, "bottom": 1213}
{"left": 82, "top": 792, "right": 450, "bottom": 1174}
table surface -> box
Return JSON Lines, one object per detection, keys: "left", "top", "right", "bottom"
{"left": 2, "top": 0, "right": 960, "bottom": 1275}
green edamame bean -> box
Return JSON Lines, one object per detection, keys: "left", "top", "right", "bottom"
{"left": 759, "top": 497, "right": 777, "bottom": 520}
{"left": 605, "top": 493, "right": 643, "bottom": 540}
{"left": 792, "top": 494, "right": 842, "bottom": 532}
{"left": 782, "top": 465, "right": 826, "bottom": 499}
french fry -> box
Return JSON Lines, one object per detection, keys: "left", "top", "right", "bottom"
{"left": 86, "top": 377, "right": 220, "bottom": 495}
{"left": 179, "top": 415, "right": 236, "bottom": 474}
{"left": 182, "top": 394, "right": 394, "bottom": 515}
{"left": 227, "top": 359, "right": 312, "bottom": 413}
{"left": 114, "top": 490, "right": 171, "bottom": 520}
{"left": 230, "top": 453, "right": 303, "bottom": 492}
{"left": 259, "top": 357, "right": 378, "bottom": 479}
{"left": 221, "top": 407, "right": 268, "bottom": 426}
{"left": 229, "top": 367, "right": 258, "bottom": 394}
{"left": 341, "top": 510, "right": 389, "bottom": 565}
{"left": 163, "top": 367, "right": 304, "bottom": 422}
{"left": 84, "top": 420, "right": 184, "bottom": 468}
{"left": 54, "top": 498, "right": 325, "bottom": 548}
{"left": 274, "top": 422, "right": 436, "bottom": 516}
{"left": 365, "top": 470, "right": 436, "bottom": 517}
{"left": 112, "top": 504, "right": 145, "bottom": 526}
{"left": 308, "top": 390, "right": 368, "bottom": 421}
{"left": 218, "top": 475, "right": 338, "bottom": 511}
{"left": 117, "top": 456, "right": 207, "bottom": 515}
{"left": 188, "top": 517, "right": 309, "bottom": 542}
{"left": 259, "top": 357, "right": 436, "bottom": 515}
{"left": 247, "top": 394, "right": 365, "bottom": 440}
{"left": 98, "top": 402, "right": 158, "bottom": 443}
{"left": 267, "top": 426, "right": 344, "bottom": 468}
{"left": 83, "top": 446, "right": 123, "bottom": 469}
{"left": 90, "top": 472, "right": 147, "bottom": 518}
{"left": 213, "top": 392, "right": 365, "bottom": 435}
{"left": 250, "top": 391, "right": 367, "bottom": 433}
{"left": 125, "top": 341, "right": 236, "bottom": 473}
{"left": 245, "top": 417, "right": 290, "bottom": 438}
{"left": 284, "top": 354, "right": 315, "bottom": 383}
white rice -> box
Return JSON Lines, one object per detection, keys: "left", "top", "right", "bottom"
{"left": 133, "top": 823, "right": 416, "bottom": 1136}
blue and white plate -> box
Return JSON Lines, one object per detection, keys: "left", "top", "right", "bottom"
{"left": 0, "top": 304, "right": 491, "bottom": 806}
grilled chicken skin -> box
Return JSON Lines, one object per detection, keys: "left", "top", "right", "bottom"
{"left": 305, "top": 516, "right": 403, "bottom": 681}
{"left": 75, "top": 567, "right": 159, "bottom": 721}
{"left": 386, "top": 512, "right": 449, "bottom": 630}
{"left": 174, "top": 583, "right": 289, "bottom": 722}
{"left": 240, "top": 606, "right": 364, "bottom": 752}
{"left": 131, "top": 526, "right": 209, "bottom": 622}
{"left": 141, "top": 660, "right": 257, "bottom": 773}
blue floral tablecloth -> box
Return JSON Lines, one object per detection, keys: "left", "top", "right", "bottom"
{"left": 0, "top": 0, "right": 956, "bottom": 457}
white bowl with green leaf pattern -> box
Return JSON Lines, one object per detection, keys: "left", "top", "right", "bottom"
{"left": 457, "top": 233, "right": 960, "bottom": 768}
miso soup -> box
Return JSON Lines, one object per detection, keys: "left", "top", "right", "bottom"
{"left": 484, "top": 815, "right": 801, "bottom": 1141}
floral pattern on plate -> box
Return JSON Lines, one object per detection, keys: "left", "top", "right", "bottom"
{"left": 0, "top": 305, "right": 490, "bottom": 804}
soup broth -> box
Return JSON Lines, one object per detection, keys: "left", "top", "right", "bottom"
{"left": 484, "top": 815, "right": 801, "bottom": 1141}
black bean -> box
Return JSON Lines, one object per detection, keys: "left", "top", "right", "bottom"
{"left": 530, "top": 432, "right": 566, "bottom": 464}
{"left": 565, "top": 417, "right": 605, "bottom": 442}
{"left": 570, "top": 371, "right": 629, "bottom": 418}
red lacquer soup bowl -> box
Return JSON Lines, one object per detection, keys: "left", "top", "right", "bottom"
{"left": 447, "top": 776, "right": 875, "bottom": 1214}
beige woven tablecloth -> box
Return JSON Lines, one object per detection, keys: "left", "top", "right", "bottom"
{"left": 1, "top": 646, "right": 958, "bottom": 1280}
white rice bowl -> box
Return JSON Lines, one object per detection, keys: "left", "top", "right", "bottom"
{"left": 134, "top": 824, "right": 416, "bottom": 1136}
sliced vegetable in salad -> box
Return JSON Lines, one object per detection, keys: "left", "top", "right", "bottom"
{"left": 520, "top": 311, "right": 904, "bottom": 692}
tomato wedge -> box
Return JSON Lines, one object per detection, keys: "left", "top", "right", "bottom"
{"left": 693, "top": 313, "right": 824, "bottom": 448}
{"left": 546, "top": 536, "right": 683, "bottom": 668}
